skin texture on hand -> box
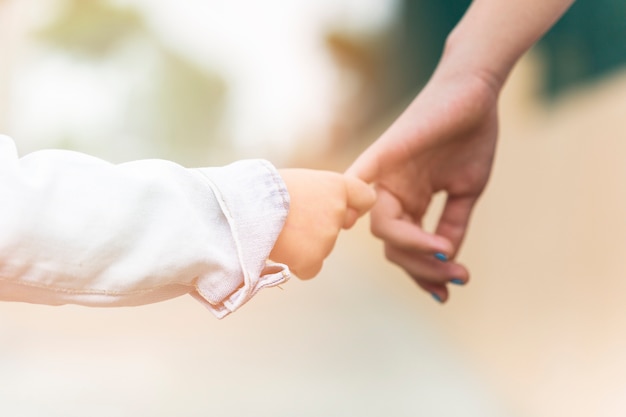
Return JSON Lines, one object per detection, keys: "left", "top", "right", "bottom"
{"left": 346, "top": 0, "right": 574, "bottom": 302}
{"left": 270, "top": 169, "right": 376, "bottom": 279}
{"left": 347, "top": 68, "right": 498, "bottom": 301}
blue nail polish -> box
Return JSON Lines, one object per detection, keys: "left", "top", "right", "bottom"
{"left": 431, "top": 292, "right": 443, "bottom": 303}
{"left": 450, "top": 278, "right": 465, "bottom": 286}
{"left": 434, "top": 252, "right": 448, "bottom": 262}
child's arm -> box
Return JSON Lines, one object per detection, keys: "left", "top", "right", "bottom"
{"left": 0, "top": 135, "right": 290, "bottom": 318}
{"left": 0, "top": 135, "right": 373, "bottom": 318}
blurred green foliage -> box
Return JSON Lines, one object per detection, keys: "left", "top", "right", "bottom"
{"left": 397, "top": 0, "right": 626, "bottom": 98}
{"left": 539, "top": 0, "right": 626, "bottom": 95}
{"left": 398, "top": 0, "right": 470, "bottom": 94}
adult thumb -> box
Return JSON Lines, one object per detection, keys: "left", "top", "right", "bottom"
{"left": 345, "top": 150, "right": 380, "bottom": 184}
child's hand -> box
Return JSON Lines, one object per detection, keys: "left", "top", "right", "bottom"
{"left": 270, "top": 169, "right": 376, "bottom": 279}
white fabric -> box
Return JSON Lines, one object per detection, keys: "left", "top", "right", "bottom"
{"left": 0, "top": 135, "right": 290, "bottom": 318}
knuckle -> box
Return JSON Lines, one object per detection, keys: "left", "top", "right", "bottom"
{"left": 383, "top": 244, "right": 401, "bottom": 263}
{"left": 370, "top": 220, "right": 385, "bottom": 238}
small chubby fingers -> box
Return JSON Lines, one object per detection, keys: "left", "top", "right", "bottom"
{"left": 292, "top": 260, "right": 323, "bottom": 280}
{"left": 345, "top": 176, "right": 376, "bottom": 214}
{"left": 342, "top": 176, "right": 376, "bottom": 228}
{"left": 343, "top": 208, "right": 360, "bottom": 230}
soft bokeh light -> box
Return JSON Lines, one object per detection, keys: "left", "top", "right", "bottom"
{"left": 2, "top": 0, "right": 401, "bottom": 163}
{"left": 2, "top": 1, "right": 626, "bottom": 416}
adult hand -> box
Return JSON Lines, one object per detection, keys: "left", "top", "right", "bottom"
{"left": 347, "top": 67, "right": 500, "bottom": 302}
{"left": 346, "top": 0, "right": 573, "bottom": 302}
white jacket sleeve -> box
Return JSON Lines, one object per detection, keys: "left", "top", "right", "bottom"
{"left": 0, "top": 135, "right": 291, "bottom": 318}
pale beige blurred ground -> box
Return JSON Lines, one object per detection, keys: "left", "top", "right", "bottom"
{"left": 2, "top": 4, "right": 626, "bottom": 414}
{"left": 327, "top": 53, "right": 626, "bottom": 417}
{"left": 438, "top": 57, "right": 626, "bottom": 417}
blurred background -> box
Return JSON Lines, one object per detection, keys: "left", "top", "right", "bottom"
{"left": 1, "top": 0, "right": 626, "bottom": 416}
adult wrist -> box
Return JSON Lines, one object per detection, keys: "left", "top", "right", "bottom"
{"left": 439, "top": 31, "right": 508, "bottom": 97}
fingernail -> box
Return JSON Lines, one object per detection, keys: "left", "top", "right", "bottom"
{"left": 450, "top": 278, "right": 465, "bottom": 286}
{"left": 434, "top": 252, "right": 448, "bottom": 262}
{"left": 431, "top": 292, "right": 443, "bottom": 303}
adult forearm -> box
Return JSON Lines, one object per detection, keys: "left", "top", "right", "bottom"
{"left": 441, "top": 0, "right": 575, "bottom": 89}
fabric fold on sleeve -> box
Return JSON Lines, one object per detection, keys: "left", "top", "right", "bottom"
{"left": 0, "top": 134, "right": 290, "bottom": 318}
{"left": 191, "top": 160, "right": 291, "bottom": 318}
